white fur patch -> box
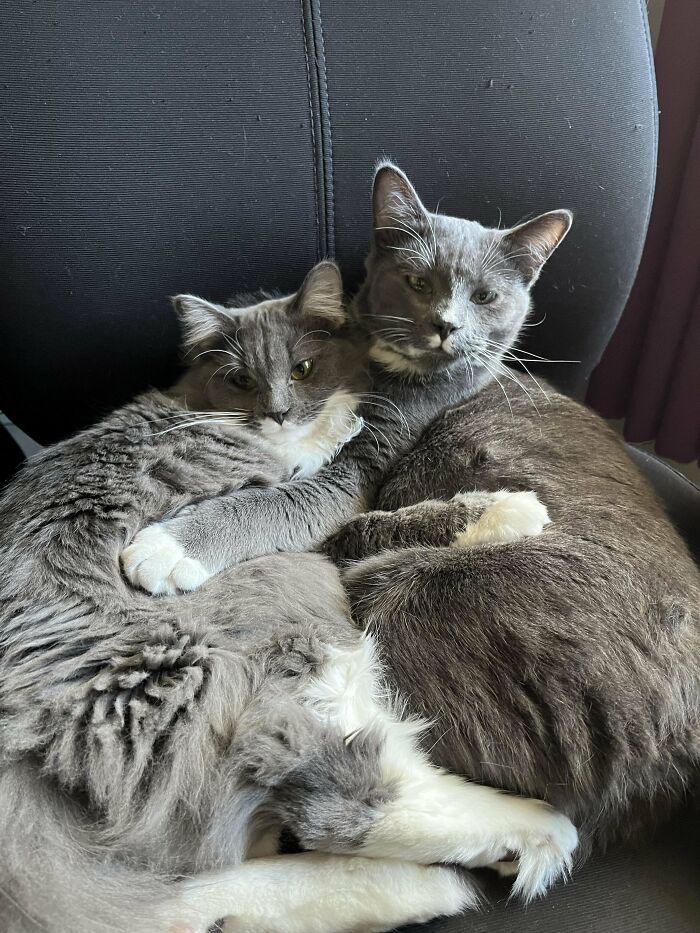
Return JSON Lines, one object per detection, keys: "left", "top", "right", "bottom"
{"left": 369, "top": 339, "right": 429, "bottom": 376}
{"left": 301, "top": 635, "right": 577, "bottom": 902}
{"left": 120, "top": 526, "right": 212, "bottom": 596}
{"left": 171, "top": 853, "right": 474, "bottom": 933}
{"left": 452, "top": 490, "right": 550, "bottom": 548}
{"left": 260, "top": 391, "right": 363, "bottom": 479}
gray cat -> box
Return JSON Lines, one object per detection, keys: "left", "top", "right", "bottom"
{"left": 0, "top": 259, "right": 576, "bottom": 933}
{"left": 137, "top": 163, "right": 699, "bottom": 872}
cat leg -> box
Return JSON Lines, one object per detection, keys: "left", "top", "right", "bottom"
{"left": 165, "top": 853, "right": 476, "bottom": 933}
{"left": 296, "top": 636, "right": 577, "bottom": 903}
{"left": 324, "top": 490, "right": 548, "bottom": 562}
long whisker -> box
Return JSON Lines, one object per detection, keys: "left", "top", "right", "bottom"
{"left": 492, "top": 358, "right": 542, "bottom": 416}
{"left": 146, "top": 416, "right": 248, "bottom": 437}
{"left": 373, "top": 314, "right": 416, "bottom": 325}
{"left": 293, "top": 329, "right": 331, "bottom": 351}
{"left": 357, "top": 397, "right": 410, "bottom": 438}
{"left": 361, "top": 417, "right": 396, "bottom": 456}
{"left": 472, "top": 352, "right": 514, "bottom": 420}
{"left": 483, "top": 337, "right": 578, "bottom": 364}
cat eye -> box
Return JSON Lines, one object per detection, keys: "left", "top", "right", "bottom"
{"left": 230, "top": 370, "right": 257, "bottom": 391}
{"left": 405, "top": 274, "right": 432, "bottom": 294}
{"left": 291, "top": 359, "right": 314, "bottom": 381}
{"left": 471, "top": 289, "right": 498, "bottom": 305}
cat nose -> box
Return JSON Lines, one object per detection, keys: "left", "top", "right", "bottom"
{"left": 265, "top": 409, "right": 289, "bottom": 425}
{"left": 435, "top": 322, "right": 460, "bottom": 342}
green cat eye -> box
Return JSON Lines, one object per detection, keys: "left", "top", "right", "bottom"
{"left": 291, "top": 358, "right": 314, "bottom": 381}
{"left": 406, "top": 274, "right": 432, "bottom": 294}
{"left": 471, "top": 289, "right": 498, "bottom": 305}
{"left": 230, "top": 370, "right": 257, "bottom": 391}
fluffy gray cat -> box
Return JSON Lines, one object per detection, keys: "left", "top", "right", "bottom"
{"left": 0, "top": 258, "right": 577, "bottom": 933}
{"left": 136, "top": 164, "right": 699, "bottom": 881}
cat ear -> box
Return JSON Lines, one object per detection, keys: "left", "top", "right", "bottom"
{"left": 500, "top": 210, "right": 573, "bottom": 285}
{"left": 172, "top": 294, "right": 231, "bottom": 350}
{"left": 372, "top": 161, "right": 430, "bottom": 246}
{"left": 294, "top": 260, "right": 346, "bottom": 328}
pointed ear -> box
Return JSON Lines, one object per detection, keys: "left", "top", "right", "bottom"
{"left": 501, "top": 210, "right": 573, "bottom": 285}
{"left": 172, "top": 294, "right": 231, "bottom": 351}
{"left": 294, "top": 261, "right": 346, "bottom": 329}
{"left": 372, "top": 162, "right": 429, "bottom": 246}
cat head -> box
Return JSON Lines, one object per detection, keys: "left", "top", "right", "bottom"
{"left": 173, "top": 261, "right": 366, "bottom": 437}
{"left": 358, "top": 162, "right": 572, "bottom": 379}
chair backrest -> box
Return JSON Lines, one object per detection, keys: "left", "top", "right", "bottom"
{"left": 0, "top": 0, "right": 656, "bottom": 444}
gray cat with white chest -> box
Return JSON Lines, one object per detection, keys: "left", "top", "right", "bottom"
{"left": 0, "top": 257, "right": 576, "bottom": 933}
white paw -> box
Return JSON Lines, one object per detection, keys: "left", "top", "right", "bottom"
{"left": 487, "top": 858, "right": 520, "bottom": 878}
{"left": 493, "top": 799, "right": 578, "bottom": 902}
{"left": 121, "top": 525, "right": 211, "bottom": 595}
{"left": 453, "top": 490, "right": 550, "bottom": 548}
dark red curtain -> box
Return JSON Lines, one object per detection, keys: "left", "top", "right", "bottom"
{"left": 587, "top": 0, "right": 700, "bottom": 464}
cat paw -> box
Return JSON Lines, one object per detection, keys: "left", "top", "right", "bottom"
{"left": 486, "top": 857, "right": 520, "bottom": 878}
{"left": 121, "top": 525, "right": 212, "bottom": 595}
{"left": 452, "top": 490, "right": 550, "bottom": 548}
{"left": 479, "top": 799, "right": 577, "bottom": 902}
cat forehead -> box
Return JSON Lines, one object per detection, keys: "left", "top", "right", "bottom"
{"left": 428, "top": 214, "right": 497, "bottom": 268}
{"left": 220, "top": 300, "right": 295, "bottom": 342}
{"left": 218, "top": 305, "right": 330, "bottom": 368}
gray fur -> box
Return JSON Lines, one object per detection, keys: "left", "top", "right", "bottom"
{"left": 159, "top": 162, "right": 699, "bottom": 865}
{"left": 332, "top": 377, "right": 700, "bottom": 858}
{"left": 326, "top": 165, "right": 700, "bottom": 857}
{"left": 0, "top": 264, "right": 389, "bottom": 933}
{"left": 155, "top": 166, "right": 571, "bottom": 572}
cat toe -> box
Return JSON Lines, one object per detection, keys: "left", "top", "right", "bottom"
{"left": 505, "top": 801, "right": 578, "bottom": 902}
{"left": 121, "top": 526, "right": 198, "bottom": 594}
{"left": 170, "top": 557, "right": 212, "bottom": 591}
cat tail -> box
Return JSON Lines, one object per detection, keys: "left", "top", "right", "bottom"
{"left": 0, "top": 761, "right": 194, "bottom": 933}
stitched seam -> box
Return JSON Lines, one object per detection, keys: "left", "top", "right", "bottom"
{"left": 300, "top": 0, "right": 321, "bottom": 259}
{"left": 312, "top": 0, "right": 335, "bottom": 256}
{"left": 636, "top": 0, "right": 659, "bottom": 237}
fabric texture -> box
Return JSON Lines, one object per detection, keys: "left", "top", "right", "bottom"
{"left": 587, "top": 0, "right": 700, "bottom": 464}
{"left": 0, "top": 0, "right": 656, "bottom": 445}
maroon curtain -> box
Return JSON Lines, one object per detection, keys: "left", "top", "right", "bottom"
{"left": 587, "top": 0, "right": 700, "bottom": 464}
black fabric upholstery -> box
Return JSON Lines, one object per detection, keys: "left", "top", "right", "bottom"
{"left": 628, "top": 445, "right": 700, "bottom": 561}
{"left": 0, "top": 0, "right": 656, "bottom": 444}
{"left": 0, "top": 426, "right": 23, "bottom": 490}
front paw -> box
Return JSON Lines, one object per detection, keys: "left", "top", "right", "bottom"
{"left": 121, "top": 525, "right": 212, "bottom": 595}
{"left": 452, "top": 490, "right": 550, "bottom": 548}
{"left": 323, "top": 512, "right": 381, "bottom": 563}
{"left": 467, "top": 797, "right": 577, "bottom": 903}
{"left": 501, "top": 799, "right": 578, "bottom": 902}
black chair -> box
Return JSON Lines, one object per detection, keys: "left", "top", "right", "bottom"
{"left": 1, "top": 2, "right": 698, "bottom": 930}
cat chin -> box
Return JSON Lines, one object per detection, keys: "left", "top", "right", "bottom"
{"left": 261, "top": 391, "right": 363, "bottom": 479}
{"left": 369, "top": 338, "right": 459, "bottom": 378}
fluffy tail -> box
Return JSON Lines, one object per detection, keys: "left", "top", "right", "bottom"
{"left": 0, "top": 762, "right": 193, "bottom": 933}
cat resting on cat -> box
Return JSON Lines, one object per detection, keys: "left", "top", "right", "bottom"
{"left": 137, "top": 163, "right": 699, "bottom": 873}
{"left": 0, "top": 260, "right": 576, "bottom": 933}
